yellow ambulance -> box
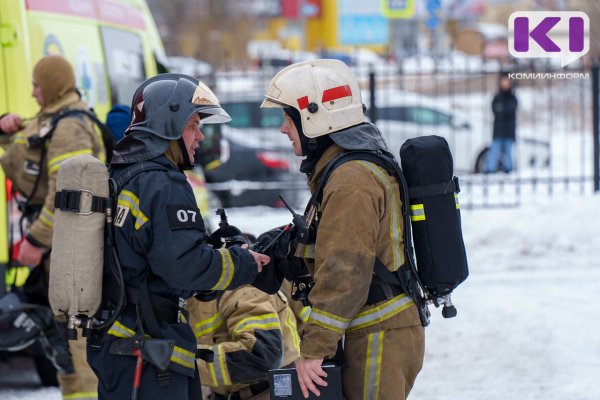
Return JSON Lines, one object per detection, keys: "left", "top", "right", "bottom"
{"left": 0, "top": 0, "right": 168, "bottom": 264}
{"left": 0, "top": 0, "right": 168, "bottom": 120}
{"left": 0, "top": 0, "right": 211, "bottom": 275}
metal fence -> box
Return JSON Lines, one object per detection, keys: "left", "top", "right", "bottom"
{"left": 209, "top": 58, "right": 598, "bottom": 209}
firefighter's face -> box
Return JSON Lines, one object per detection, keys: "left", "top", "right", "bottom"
{"left": 32, "top": 78, "right": 44, "bottom": 107}
{"left": 182, "top": 114, "right": 204, "bottom": 163}
{"left": 281, "top": 113, "right": 302, "bottom": 156}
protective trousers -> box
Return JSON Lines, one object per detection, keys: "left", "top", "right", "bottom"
{"left": 342, "top": 325, "right": 425, "bottom": 400}
{"left": 87, "top": 335, "right": 202, "bottom": 400}
{"left": 58, "top": 329, "right": 98, "bottom": 400}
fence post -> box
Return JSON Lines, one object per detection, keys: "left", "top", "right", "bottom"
{"left": 369, "top": 68, "right": 377, "bottom": 124}
{"left": 593, "top": 64, "right": 599, "bottom": 192}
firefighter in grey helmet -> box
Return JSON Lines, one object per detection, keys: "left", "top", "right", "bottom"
{"left": 86, "top": 73, "right": 270, "bottom": 400}
{"left": 261, "top": 60, "right": 425, "bottom": 399}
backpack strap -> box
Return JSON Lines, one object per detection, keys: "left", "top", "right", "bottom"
{"left": 49, "top": 108, "right": 115, "bottom": 163}
{"left": 26, "top": 108, "right": 115, "bottom": 203}
{"left": 309, "top": 149, "right": 401, "bottom": 210}
{"left": 408, "top": 176, "right": 460, "bottom": 199}
{"left": 112, "top": 162, "right": 170, "bottom": 191}
{"left": 54, "top": 189, "right": 109, "bottom": 214}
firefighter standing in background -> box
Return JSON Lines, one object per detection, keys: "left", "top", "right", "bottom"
{"left": 86, "top": 74, "right": 269, "bottom": 400}
{"left": 260, "top": 60, "right": 425, "bottom": 399}
{"left": 0, "top": 55, "right": 105, "bottom": 400}
{"left": 186, "top": 285, "right": 300, "bottom": 400}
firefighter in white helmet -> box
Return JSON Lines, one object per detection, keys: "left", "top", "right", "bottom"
{"left": 260, "top": 59, "right": 425, "bottom": 399}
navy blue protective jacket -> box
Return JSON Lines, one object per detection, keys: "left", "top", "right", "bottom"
{"left": 106, "top": 154, "right": 258, "bottom": 377}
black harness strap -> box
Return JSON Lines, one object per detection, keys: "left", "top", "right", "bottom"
{"left": 25, "top": 108, "right": 114, "bottom": 204}
{"left": 49, "top": 109, "right": 115, "bottom": 163}
{"left": 113, "top": 162, "right": 169, "bottom": 190}
{"left": 408, "top": 176, "right": 460, "bottom": 199}
{"left": 54, "top": 189, "right": 109, "bottom": 214}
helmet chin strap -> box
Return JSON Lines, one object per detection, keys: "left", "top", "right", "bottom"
{"left": 177, "top": 138, "right": 194, "bottom": 170}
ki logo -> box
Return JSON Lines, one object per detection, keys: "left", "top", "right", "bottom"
{"left": 508, "top": 11, "right": 589, "bottom": 67}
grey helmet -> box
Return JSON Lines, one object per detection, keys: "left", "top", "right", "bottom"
{"left": 126, "top": 73, "right": 230, "bottom": 168}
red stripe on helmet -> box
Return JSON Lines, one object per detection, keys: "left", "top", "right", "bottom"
{"left": 322, "top": 85, "right": 352, "bottom": 103}
{"left": 297, "top": 96, "right": 309, "bottom": 110}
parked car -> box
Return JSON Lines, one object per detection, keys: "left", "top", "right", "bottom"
{"left": 197, "top": 124, "right": 304, "bottom": 208}
{"left": 364, "top": 89, "right": 550, "bottom": 173}
{"left": 216, "top": 91, "right": 289, "bottom": 142}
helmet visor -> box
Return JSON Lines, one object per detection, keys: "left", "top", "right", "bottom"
{"left": 260, "top": 96, "right": 290, "bottom": 109}
{"left": 198, "top": 106, "right": 231, "bottom": 124}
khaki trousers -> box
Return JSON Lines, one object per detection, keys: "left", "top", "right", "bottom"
{"left": 342, "top": 325, "right": 425, "bottom": 400}
{"left": 58, "top": 329, "right": 98, "bottom": 400}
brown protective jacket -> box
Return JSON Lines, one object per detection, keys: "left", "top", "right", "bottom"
{"left": 0, "top": 92, "right": 106, "bottom": 248}
{"left": 186, "top": 285, "right": 300, "bottom": 396}
{"left": 296, "top": 144, "right": 422, "bottom": 359}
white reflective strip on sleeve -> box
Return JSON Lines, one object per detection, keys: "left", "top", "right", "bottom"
{"left": 211, "top": 248, "right": 234, "bottom": 290}
{"left": 347, "top": 294, "right": 414, "bottom": 332}
{"left": 117, "top": 190, "right": 148, "bottom": 230}
{"left": 39, "top": 207, "right": 54, "bottom": 227}
{"left": 298, "top": 306, "right": 311, "bottom": 323}
{"left": 308, "top": 309, "right": 351, "bottom": 333}
{"left": 211, "top": 345, "right": 231, "bottom": 386}
{"left": 194, "top": 313, "right": 224, "bottom": 338}
{"left": 233, "top": 313, "right": 280, "bottom": 337}
{"left": 170, "top": 346, "right": 195, "bottom": 369}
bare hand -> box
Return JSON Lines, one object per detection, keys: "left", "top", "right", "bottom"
{"left": 17, "top": 239, "right": 45, "bottom": 266}
{"left": 0, "top": 113, "right": 23, "bottom": 134}
{"left": 248, "top": 249, "right": 269, "bottom": 273}
{"left": 296, "top": 357, "right": 327, "bottom": 398}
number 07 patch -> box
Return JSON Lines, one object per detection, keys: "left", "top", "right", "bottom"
{"left": 166, "top": 205, "right": 205, "bottom": 230}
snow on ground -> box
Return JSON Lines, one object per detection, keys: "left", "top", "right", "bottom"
{"left": 1, "top": 194, "right": 599, "bottom": 399}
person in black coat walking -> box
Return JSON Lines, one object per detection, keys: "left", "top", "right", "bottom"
{"left": 486, "top": 72, "right": 518, "bottom": 173}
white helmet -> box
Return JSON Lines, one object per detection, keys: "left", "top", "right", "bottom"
{"left": 261, "top": 59, "right": 364, "bottom": 138}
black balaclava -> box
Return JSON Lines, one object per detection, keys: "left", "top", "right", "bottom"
{"left": 284, "top": 107, "right": 333, "bottom": 176}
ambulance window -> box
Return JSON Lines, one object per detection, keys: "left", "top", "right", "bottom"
{"left": 101, "top": 28, "right": 146, "bottom": 106}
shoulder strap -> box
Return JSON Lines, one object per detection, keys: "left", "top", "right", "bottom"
{"left": 50, "top": 108, "right": 115, "bottom": 163}
{"left": 25, "top": 109, "right": 114, "bottom": 202}
{"left": 112, "top": 162, "right": 170, "bottom": 194}
{"left": 310, "top": 149, "right": 400, "bottom": 206}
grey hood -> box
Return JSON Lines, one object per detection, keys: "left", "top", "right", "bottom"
{"left": 329, "top": 122, "right": 389, "bottom": 151}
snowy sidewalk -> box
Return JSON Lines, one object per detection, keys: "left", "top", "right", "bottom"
{"left": 1, "top": 195, "right": 599, "bottom": 400}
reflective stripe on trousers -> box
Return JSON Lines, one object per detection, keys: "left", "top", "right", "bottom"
{"left": 363, "top": 331, "right": 384, "bottom": 400}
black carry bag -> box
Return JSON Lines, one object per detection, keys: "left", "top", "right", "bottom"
{"left": 400, "top": 135, "right": 469, "bottom": 316}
